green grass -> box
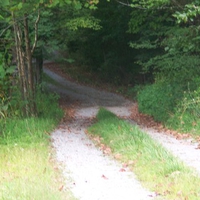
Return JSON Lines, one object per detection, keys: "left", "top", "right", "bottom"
{"left": 0, "top": 146, "right": 61, "bottom": 200}
{"left": 0, "top": 92, "right": 75, "bottom": 200}
{"left": 88, "top": 108, "right": 200, "bottom": 200}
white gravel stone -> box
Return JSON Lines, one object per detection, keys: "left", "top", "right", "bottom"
{"left": 52, "top": 127, "right": 155, "bottom": 200}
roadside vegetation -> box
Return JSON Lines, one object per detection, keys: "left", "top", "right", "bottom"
{"left": 88, "top": 108, "right": 200, "bottom": 200}
{"left": 60, "top": 0, "right": 200, "bottom": 137}
{"left": 1, "top": 1, "right": 200, "bottom": 138}
{"left": 0, "top": 85, "right": 76, "bottom": 200}
{"left": 1, "top": 0, "right": 200, "bottom": 198}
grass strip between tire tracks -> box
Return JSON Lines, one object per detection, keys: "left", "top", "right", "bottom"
{"left": 87, "top": 108, "right": 200, "bottom": 200}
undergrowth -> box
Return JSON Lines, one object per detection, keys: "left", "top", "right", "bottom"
{"left": 88, "top": 108, "right": 200, "bottom": 200}
{"left": 166, "top": 87, "right": 200, "bottom": 134}
{"left": 0, "top": 90, "right": 75, "bottom": 200}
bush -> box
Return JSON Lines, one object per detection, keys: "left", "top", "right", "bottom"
{"left": 0, "top": 55, "right": 17, "bottom": 118}
{"left": 137, "top": 81, "right": 183, "bottom": 122}
{"left": 0, "top": 89, "right": 63, "bottom": 146}
{"left": 137, "top": 77, "right": 200, "bottom": 134}
{"left": 126, "top": 85, "right": 144, "bottom": 100}
{"left": 167, "top": 87, "right": 200, "bottom": 133}
{"left": 36, "top": 89, "right": 63, "bottom": 120}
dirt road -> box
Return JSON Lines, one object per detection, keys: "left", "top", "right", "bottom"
{"left": 44, "top": 67, "right": 200, "bottom": 200}
{"left": 45, "top": 67, "right": 157, "bottom": 200}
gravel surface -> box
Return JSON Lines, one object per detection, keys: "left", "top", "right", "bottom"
{"left": 45, "top": 67, "right": 200, "bottom": 200}
{"left": 52, "top": 118, "right": 155, "bottom": 200}
{"left": 142, "top": 127, "right": 200, "bottom": 175}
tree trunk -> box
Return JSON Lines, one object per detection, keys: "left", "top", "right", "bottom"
{"left": 12, "top": 12, "right": 29, "bottom": 116}
{"left": 11, "top": 11, "right": 37, "bottom": 117}
{"left": 23, "top": 13, "right": 37, "bottom": 116}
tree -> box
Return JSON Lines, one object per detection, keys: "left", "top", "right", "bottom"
{"left": 0, "top": 0, "right": 99, "bottom": 117}
{"left": 128, "top": 0, "right": 200, "bottom": 123}
{"left": 0, "top": 1, "right": 44, "bottom": 116}
{"left": 65, "top": 0, "right": 146, "bottom": 85}
{"left": 126, "top": 0, "right": 200, "bottom": 81}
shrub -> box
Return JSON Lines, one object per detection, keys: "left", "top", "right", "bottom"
{"left": 137, "top": 81, "right": 183, "bottom": 122}
{"left": 0, "top": 61, "right": 17, "bottom": 118}
{"left": 167, "top": 86, "right": 200, "bottom": 133}
{"left": 36, "top": 89, "right": 63, "bottom": 120}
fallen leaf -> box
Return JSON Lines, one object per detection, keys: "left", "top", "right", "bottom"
{"left": 103, "top": 147, "right": 112, "bottom": 154}
{"left": 176, "top": 133, "right": 182, "bottom": 140}
{"left": 119, "top": 168, "right": 126, "bottom": 172}
{"left": 59, "top": 185, "right": 64, "bottom": 191}
{"left": 86, "top": 143, "right": 92, "bottom": 146}
{"left": 114, "top": 153, "right": 122, "bottom": 159}
{"left": 93, "top": 136, "right": 101, "bottom": 143}
{"left": 128, "top": 160, "right": 135, "bottom": 166}
{"left": 195, "top": 143, "right": 200, "bottom": 149}
{"left": 122, "top": 163, "right": 128, "bottom": 168}
{"left": 101, "top": 174, "right": 108, "bottom": 180}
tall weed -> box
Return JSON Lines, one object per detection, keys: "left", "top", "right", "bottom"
{"left": 167, "top": 87, "right": 200, "bottom": 134}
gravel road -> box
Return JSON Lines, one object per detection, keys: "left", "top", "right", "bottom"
{"left": 44, "top": 67, "right": 200, "bottom": 200}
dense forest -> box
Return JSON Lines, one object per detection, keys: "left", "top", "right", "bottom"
{"left": 1, "top": 0, "right": 200, "bottom": 133}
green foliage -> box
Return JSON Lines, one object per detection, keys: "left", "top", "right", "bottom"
{"left": 36, "top": 89, "right": 63, "bottom": 119}
{"left": 0, "top": 90, "right": 63, "bottom": 146}
{"left": 167, "top": 84, "right": 200, "bottom": 133}
{"left": 0, "top": 0, "right": 102, "bottom": 118}
{"left": 0, "top": 50, "right": 16, "bottom": 119}
{"left": 66, "top": 16, "right": 101, "bottom": 31}
{"left": 129, "top": 0, "right": 200, "bottom": 130}
{"left": 128, "top": 6, "right": 174, "bottom": 83}
{"left": 126, "top": 85, "right": 144, "bottom": 100}
{"left": 137, "top": 54, "right": 200, "bottom": 128}
{"left": 144, "top": 54, "right": 200, "bottom": 84}
{"left": 96, "top": 107, "right": 117, "bottom": 120}
{"left": 41, "top": 2, "right": 102, "bottom": 61}
{"left": 160, "top": 25, "right": 200, "bottom": 56}
{"left": 173, "top": 1, "right": 200, "bottom": 23}
{"left": 66, "top": 0, "right": 145, "bottom": 85}
{"left": 137, "top": 81, "right": 183, "bottom": 122}
{"left": 137, "top": 55, "right": 200, "bottom": 122}
{"left": 130, "top": 0, "right": 170, "bottom": 9}
{"left": 137, "top": 49, "right": 200, "bottom": 129}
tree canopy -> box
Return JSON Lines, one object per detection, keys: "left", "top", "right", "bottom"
{"left": 0, "top": 0, "right": 100, "bottom": 117}
{"left": 1, "top": 0, "right": 200, "bottom": 127}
